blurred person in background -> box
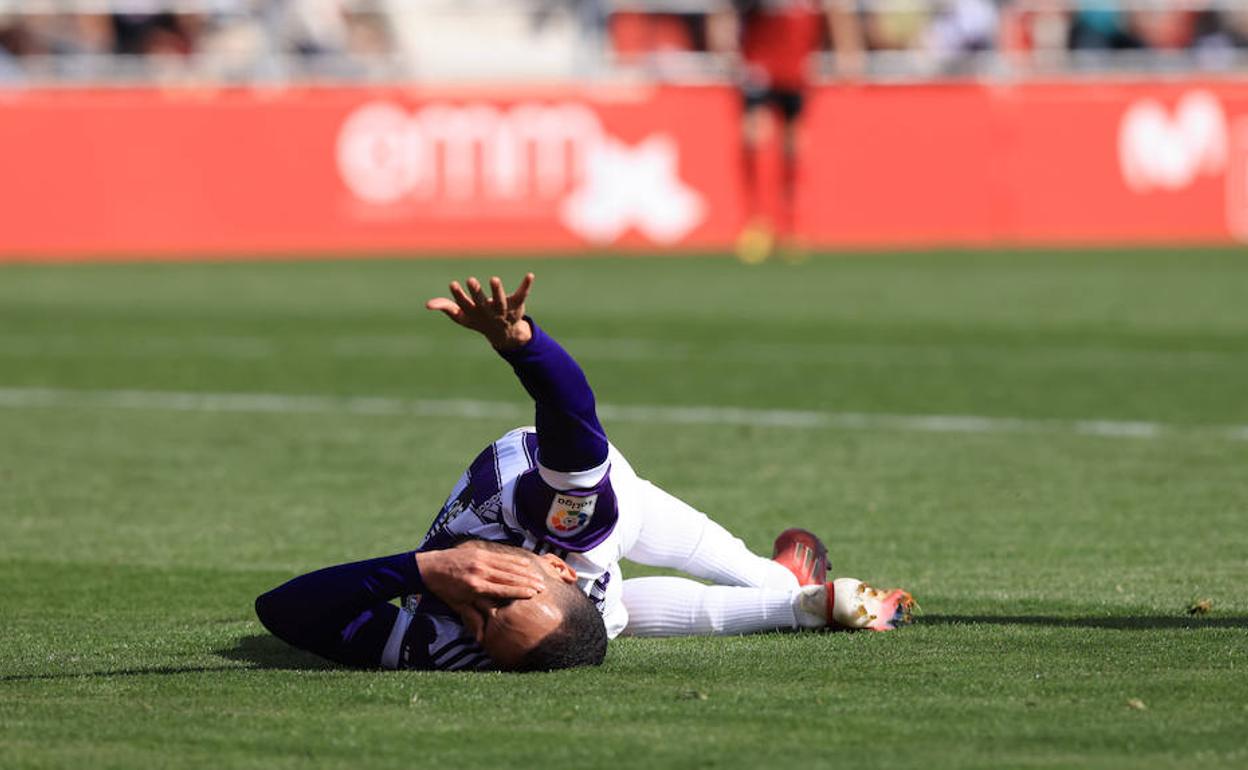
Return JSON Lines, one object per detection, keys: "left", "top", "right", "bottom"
{"left": 1192, "top": 6, "right": 1248, "bottom": 66}
{"left": 1068, "top": 0, "right": 1141, "bottom": 50}
{"left": 861, "top": 0, "right": 931, "bottom": 53}
{"left": 276, "top": 0, "right": 396, "bottom": 78}
{"left": 278, "top": 0, "right": 349, "bottom": 55}
{"left": 861, "top": 0, "right": 996, "bottom": 75}
{"left": 0, "top": 12, "right": 116, "bottom": 82}
{"left": 709, "top": 0, "right": 865, "bottom": 264}
{"left": 0, "top": 1, "right": 396, "bottom": 84}
{"left": 1130, "top": 1, "right": 1197, "bottom": 52}
{"left": 1067, "top": 0, "right": 1199, "bottom": 61}
{"left": 997, "top": 0, "right": 1071, "bottom": 72}
{"left": 922, "top": 0, "right": 998, "bottom": 74}
{"left": 0, "top": 14, "right": 33, "bottom": 81}
{"left": 111, "top": 9, "right": 201, "bottom": 56}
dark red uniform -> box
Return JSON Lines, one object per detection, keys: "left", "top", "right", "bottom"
{"left": 731, "top": 0, "right": 828, "bottom": 242}
{"left": 739, "top": 0, "right": 825, "bottom": 91}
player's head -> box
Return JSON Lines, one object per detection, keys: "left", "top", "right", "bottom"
{"left": 467, "top": 541, "right": 607, "bottom": 672}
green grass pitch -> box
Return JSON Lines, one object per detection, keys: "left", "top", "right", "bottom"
{"left": 1, "top": 249, "right": 1246, "bottom": 769}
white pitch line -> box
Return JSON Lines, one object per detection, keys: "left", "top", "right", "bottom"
{"left": 0, "top": 386, "right": 1246, "bottom": 443}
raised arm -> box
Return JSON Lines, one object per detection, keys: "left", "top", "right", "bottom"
{"left": 426, "top": 274, "right": 609, "bottom": 483}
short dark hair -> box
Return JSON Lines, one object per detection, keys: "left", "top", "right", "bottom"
{"left": 513, "top": 581, "right": 608, "bottom": 672}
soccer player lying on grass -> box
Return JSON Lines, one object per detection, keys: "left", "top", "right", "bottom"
{"left": 255, "top": 273, "right": 914, "bottom": 672}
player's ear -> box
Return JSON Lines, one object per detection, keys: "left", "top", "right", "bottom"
{"left": 540, "top": 553, "right": 578, "bottom": 584}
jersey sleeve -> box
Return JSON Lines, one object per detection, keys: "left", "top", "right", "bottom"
{"left": 255, "top": 552, "right": 431, "bottom": 669}
{"left": 497, "top": 317, "right": 608, "bottom": 484}
{"left": 498, "top": 318, "right": 622, "bottom": 552}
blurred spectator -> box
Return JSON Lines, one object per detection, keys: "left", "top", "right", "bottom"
{"left": 0, "top": 14, "right": 30, "bottom": 81}
{"left": 111, "top": 12, "right": 197, "bottom": 56}
{"left": 924, "top": 0, "right": 998, "bottom": 71}
{"left": 280, "top": 0, "right": 349, "bottom": 55}
{"left": 1069, "top": 2, "right": 1141, "bottom": 49}
{"left": 0, "top": 0, "right": 397, "bottom": 82}
{"left": 1131, "top": 3, "right": 1197, "bottom": 50}
{"left": 1193, "top": 7, "right": 1248, "bottom": 65}
{"left": 2, "top": 0, "right": 1248, "bottom": 84}
{"left": 863, "top": 0, "right": 931, "bottom": 52}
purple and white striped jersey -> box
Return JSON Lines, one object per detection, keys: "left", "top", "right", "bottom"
{"left": 382, "top": 598, "right": 496, "bottom": 672}
{"left": 408, "top": 426, "right": 644, "bottom": 639}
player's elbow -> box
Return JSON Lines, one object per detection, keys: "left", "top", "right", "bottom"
{"left": 254, "top": 586, "right": 297, "bottom": 641}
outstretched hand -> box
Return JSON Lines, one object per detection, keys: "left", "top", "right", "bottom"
{"left": 426, "top": 273, "right": 535, "bottom": 351}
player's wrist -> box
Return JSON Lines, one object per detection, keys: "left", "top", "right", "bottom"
{"left": 489, "top": 318, "right": 532, "bottom": 351}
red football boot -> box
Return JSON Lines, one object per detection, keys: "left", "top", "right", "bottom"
{"left": 771, "top": 528, "right": 829, "bottom": 586}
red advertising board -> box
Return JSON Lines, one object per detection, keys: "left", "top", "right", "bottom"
{"left": 0, "top": 80, "right": 1245, "bottom": 260}
{"left": 800, "top": 82, "right": 1245, "bottom": 247}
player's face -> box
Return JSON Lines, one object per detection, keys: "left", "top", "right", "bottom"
{"left": 477, "top": 553, "right": 578, "bottom": 668}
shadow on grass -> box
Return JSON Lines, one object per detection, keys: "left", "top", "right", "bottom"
{"left": 215, "top": 633, "right": 335, "bottom": 671}
{"left": 922, "top": 614, "right": 1248, "bottom": 630}
{"left": 0, "top": 635, "right": 332, "bottom": 683}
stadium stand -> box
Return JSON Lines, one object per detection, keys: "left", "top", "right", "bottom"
{"left": 1, "top": 0, "right": 1247, "bottom": 84}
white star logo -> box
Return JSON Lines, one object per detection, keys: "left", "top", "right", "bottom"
{"left": 560, "top": 134, "right": 707, "bottom": 245}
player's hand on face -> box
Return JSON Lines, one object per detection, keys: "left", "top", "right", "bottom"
{"left": 425, "top": 273, "right": 535, "bottom": 350}
{"left": 416, "top": 540, "right": 545, "bottom": 605}
{"left": 414, "top": 541, "right": 546, "bottom": 643}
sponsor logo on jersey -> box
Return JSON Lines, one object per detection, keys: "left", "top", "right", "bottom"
{"left": 546, "top": 493, "right": 597, "bottom": 536}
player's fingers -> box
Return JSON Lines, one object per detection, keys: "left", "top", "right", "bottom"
{"left": 462, "top": 556, "right": 542, "bottom": 591}
{"left": 425, "top": 297, "right": 463, "bottom": 319}
{"left": 449, "top": 281, "right": 474, "bottom": 310}
{"left": 484, "top": 565, "right": 545, "bottom": 593}
{"left": 472, "top": 559, "right": 543, "bottom": 589}
{"left": 466, "top": 276, "right": 488, "bottom": 307}
{"left": 489, "top": 276, "right": 507, "bottom": 312}
{"left": 479, "top": 581, "right": 539, "bottom": 601}
{"left": 510, "top": 272, "right": 534, "bottom": 307}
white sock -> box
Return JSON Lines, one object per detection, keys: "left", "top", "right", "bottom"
{"left": 794, "top": 584, "right": 831, "bottom": 629}
{"left": 627, "top": 480, "right": 800, "bottom": 590}
{"left": 620, "top": 576, "right": 804, "bottom": 637}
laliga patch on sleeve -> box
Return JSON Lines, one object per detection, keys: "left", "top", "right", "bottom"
{"left": 546, "top": 493, "right": 598, "bottom": 537}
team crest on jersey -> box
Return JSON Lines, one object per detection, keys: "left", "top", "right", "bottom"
{"left": 546, "top": 493, "right": 598, "bottom": 536}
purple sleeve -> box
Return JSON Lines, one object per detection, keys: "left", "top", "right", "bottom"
{"left": 498, "top": 317, "right": 608, "bottom": 473}
{"left": 254, "top": 552, "right": 426, "bottom": 669}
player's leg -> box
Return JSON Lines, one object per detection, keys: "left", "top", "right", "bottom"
{"left": 620, "top": 575, "right": 915, "bottom": 637}
{"left": 740, "top": 89, "right": 768, "bottom": 217}
{"left": 735, "top": 88, "right": 777, "bottom": 264}
{"left": 620, "top": 576, "right": 820, "bottom": 636}
{"left": 625, "top": 479, "right": 800, "bottom": 591}
{"left": 621, "top": 484, "right": 915, "bottom": 636}
{"left": 777, "top": 89, "right": 807, "bottom": 261}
